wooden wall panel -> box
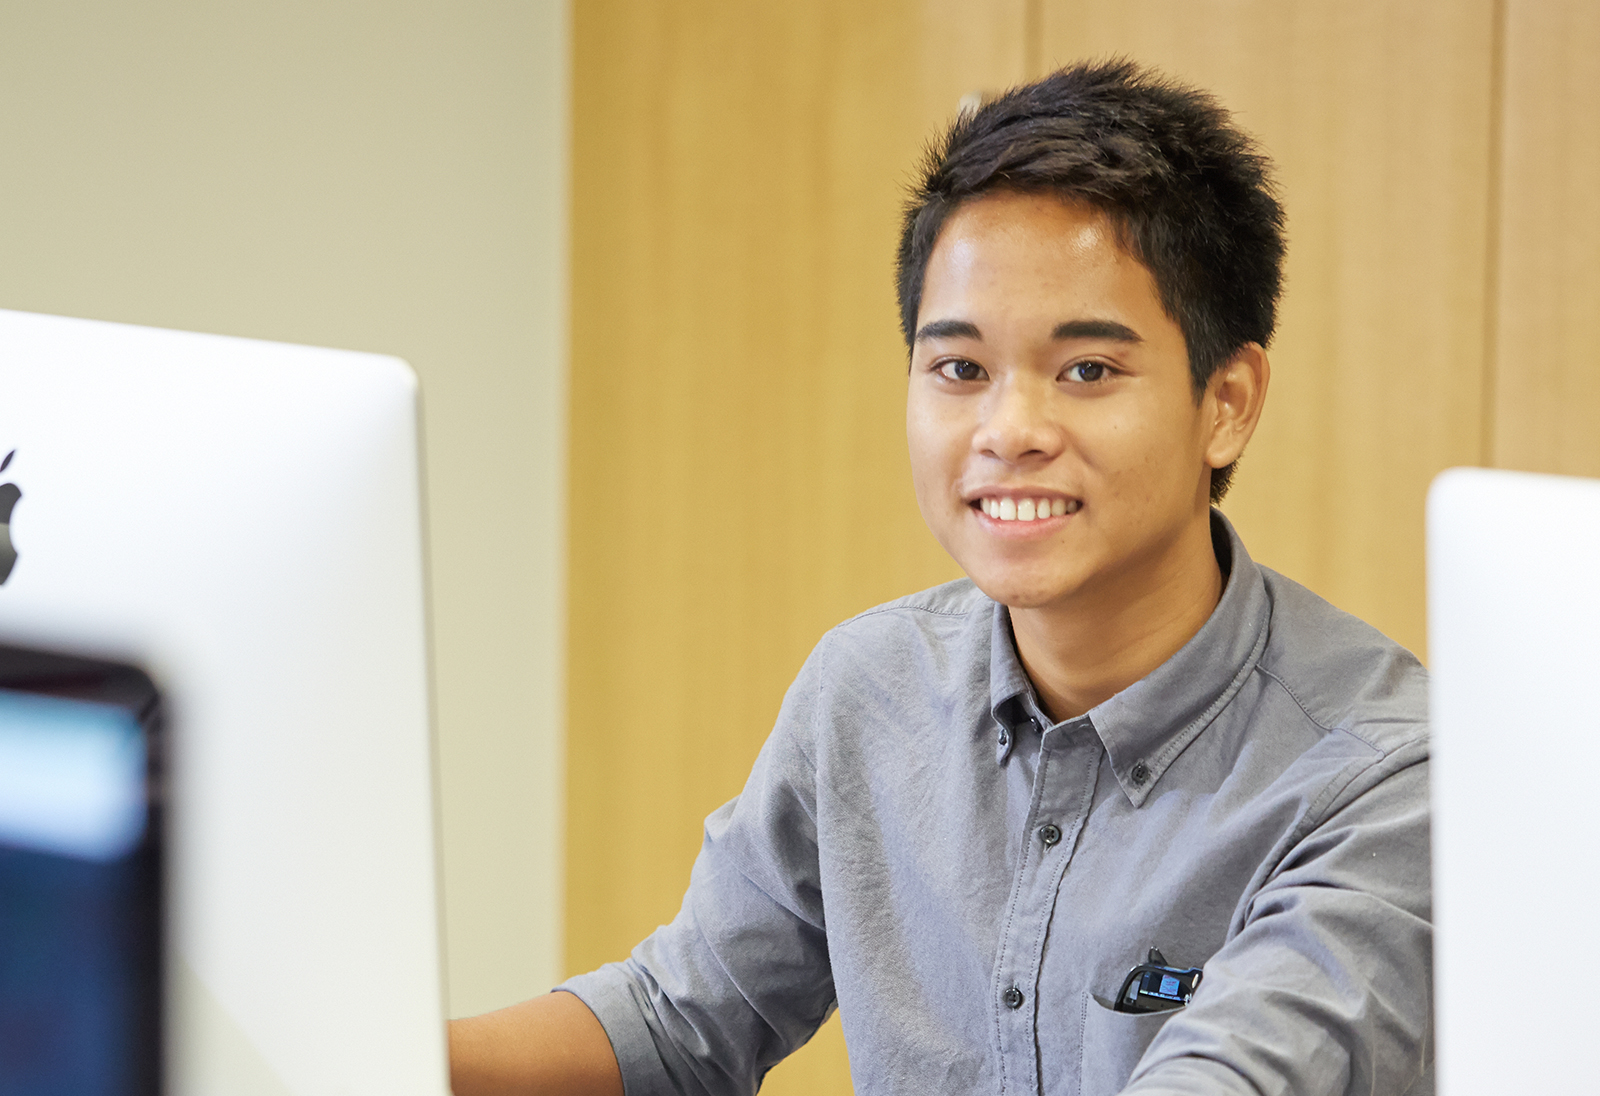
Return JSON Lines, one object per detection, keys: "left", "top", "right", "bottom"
{"left": 1040, "top": 1, "right": 1498, "bottom": 658}
{"left": 1492, "top": 0, "right": 1600, "bottom": 476}
{"left": 568, "top": 3, "right": 1024, "bottom": 1092}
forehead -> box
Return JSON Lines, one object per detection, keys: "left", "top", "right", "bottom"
{"left": 917, "top": 191, "right": 1162, "bottom": 327}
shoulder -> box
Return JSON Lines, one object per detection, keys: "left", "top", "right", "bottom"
{"left": 1254, "top": 566, "right": 1429, "bottom": 758}
{"left": 805, "top": 578, "right": 994, "bottom": 703}
{"left": 834, "top": 577, "right": 991, "bottom": 629}
{"left": 824, "top": 577, "right": 991, "bottom": 648}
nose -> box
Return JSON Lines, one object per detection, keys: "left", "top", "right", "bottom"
{"left": 972, "top": 374, "right": 1063, "bottom": 465}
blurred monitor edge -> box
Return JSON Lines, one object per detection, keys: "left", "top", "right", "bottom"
{"left": 1428, "top": 466, "right": 1600, "bottom": 1096}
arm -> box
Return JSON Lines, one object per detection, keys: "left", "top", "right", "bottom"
{"left": 448, "top": 991, "right": 623, "bottom": 1096}
{"left": 538, "top": 646, "right": 835, "bottom": 1096}
{"left": 1123, "top": 740, "right": 1433, "bottom": 1096}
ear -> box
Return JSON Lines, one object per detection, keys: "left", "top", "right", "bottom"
{"left": 1203, "top": 343, "right": 1270, "bottom": 470}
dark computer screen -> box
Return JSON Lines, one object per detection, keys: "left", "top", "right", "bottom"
{"left": 0, "top": 646, "right": 162, "bottom": 1096}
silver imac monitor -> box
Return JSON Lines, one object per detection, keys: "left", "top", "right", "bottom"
{"left": 1428, "top": 466, "right": 1600, "bottom": 1096}
{"left": 0, "top": 308, "right": 448, "bottom": 1095}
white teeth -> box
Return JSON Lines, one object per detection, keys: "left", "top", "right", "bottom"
{"left": 981, "top": 496, "right": 1079, "bottom": 520}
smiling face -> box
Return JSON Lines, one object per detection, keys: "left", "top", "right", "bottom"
{"left": 906, "top": 190, "right": 1254, "bottom": 616}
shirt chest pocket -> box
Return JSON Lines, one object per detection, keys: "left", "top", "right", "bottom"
{"left": 1072, "top": 991, "right": 1175, "bottom": 1096}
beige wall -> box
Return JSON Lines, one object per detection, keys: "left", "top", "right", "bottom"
{"left": 569, "top": 2, "right": 1600, "bottom": 1093}
{"left": 0, "top": 1, "right": 569, "bottom": 1018}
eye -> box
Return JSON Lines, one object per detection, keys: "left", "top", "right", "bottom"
{"left": 935, "top": 358, "right": 987, "bottom": 382}
{"left": 1063, "top": 360, "right": 1112, "bottom": 383}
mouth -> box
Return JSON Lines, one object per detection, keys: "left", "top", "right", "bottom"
{"left": 968, "top": 494, "right": 1083, "bottom": 523}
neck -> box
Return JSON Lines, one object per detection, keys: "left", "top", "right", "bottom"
{"left": 1010, "top": 513, "right": 1224, "bottom": 723}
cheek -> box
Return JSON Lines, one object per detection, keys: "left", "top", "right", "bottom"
{"left": 1069, "top": 405, "right": 1147, "bottom": 481}
{"left": 1081, "top": 398, "right": 1205, "bottom": 496}
{"left": 905, "top": 400, "right": 959, "bottom": 491}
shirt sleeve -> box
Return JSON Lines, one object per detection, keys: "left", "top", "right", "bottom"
{"left": 558, "top": 645, "right": 835, "bottom": 1096}
{"left": 1121, "top": 736, "right": 1433, "bottom": 1096}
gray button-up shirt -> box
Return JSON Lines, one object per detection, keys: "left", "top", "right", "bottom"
{"left": 563, "top": 515, "right": 1432, "bottom": 1096}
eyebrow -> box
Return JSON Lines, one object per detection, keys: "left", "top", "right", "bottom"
{"left": 913, "top": 317, "right": 1143, "bottom": 344}
{"left": 913, "top": 318, "right": 982, "bottom": 343}
{"left": 1051, "top": 319, "right": 1142, "bottom": 343}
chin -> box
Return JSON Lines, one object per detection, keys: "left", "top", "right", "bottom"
{"left": 962, "top": 566, "right": 1081, "bottom": 612}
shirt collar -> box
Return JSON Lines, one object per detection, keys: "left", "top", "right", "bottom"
{"left": 986, "top": 510, "right": 1271, "bottom": 802}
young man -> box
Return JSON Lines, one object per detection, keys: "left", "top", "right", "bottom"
{"left": 451, "top": 61, "right": 1432, "bottom": 1096}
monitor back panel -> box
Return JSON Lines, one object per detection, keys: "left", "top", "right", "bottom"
{"left": 0, "top": 309, "right": 446, "bottom": 1095}
{"left": 1428, "top": 467, "right": 1600, "bottom": 1096}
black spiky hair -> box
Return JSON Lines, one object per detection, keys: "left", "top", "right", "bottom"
{"left": 895, "top": 59, "right": 1286, "bottom": 501}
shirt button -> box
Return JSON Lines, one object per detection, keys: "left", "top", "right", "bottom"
{"left": 998, "top": 727, "right": 1011, "bottom": 748}
{"left": 1038, "top": 823, "right": 1062, "bottom": 847}
{"left": 1130, "top": 760, "right": 1150, "bottom": 786}
{"left": 1002, "top": 986, "right": 1024, "bottom": 1009}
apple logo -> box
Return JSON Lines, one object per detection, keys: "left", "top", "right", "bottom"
{"left": 0, "top": 450, "right": 18, "bottom": 584}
